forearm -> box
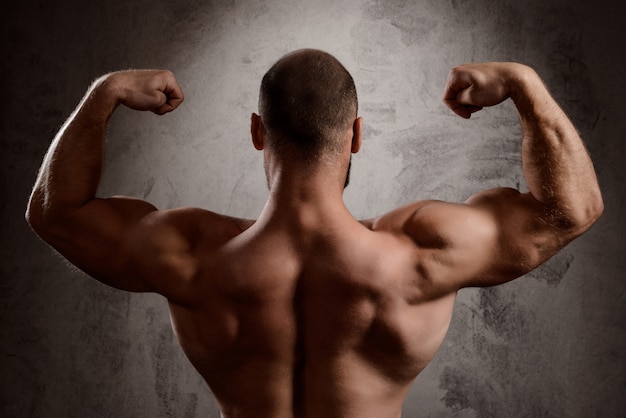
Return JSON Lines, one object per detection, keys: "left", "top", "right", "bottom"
{"left": 27, "top": 74, "right": 120, "bottom": 227}
{"left": 511, "top": 67, "right": 603, "bottom": 231}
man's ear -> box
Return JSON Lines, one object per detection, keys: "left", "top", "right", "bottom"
{"left": 351, "top": 117, "right": 362, "bottom": 154}
{"left": 251, "top": 113, "right": 264, "bottom": 150}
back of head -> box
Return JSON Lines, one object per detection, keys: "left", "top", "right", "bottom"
{"left": 259, "top": 49, "right": 358, "bottom": 163}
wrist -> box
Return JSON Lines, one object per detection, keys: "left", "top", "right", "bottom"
{"left": 506, "top": 65, "right": 560, "bottom": 121}
{"left": 80, "top": 73, "right": 123, "bottom": 123}
{"left": 505, "top": 64, "right": 537, "bottom": 103}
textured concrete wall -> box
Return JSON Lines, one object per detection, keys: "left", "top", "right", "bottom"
{"left": 2, "top": 0, "right": 624, "bottom": 416}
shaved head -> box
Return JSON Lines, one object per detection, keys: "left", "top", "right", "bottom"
{"left": 258, "top": 49, "right": 358, "bottom": 163}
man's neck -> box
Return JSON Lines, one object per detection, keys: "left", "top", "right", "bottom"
{"left": 258, "top": 166, "right": 353, "bottom": 229}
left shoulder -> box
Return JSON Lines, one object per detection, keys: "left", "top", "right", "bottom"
{"left": 142, "top": 207, "right": 256, "bottom": 250}
{"left": 126, "top": 207, "right": 256, "bottom": 304}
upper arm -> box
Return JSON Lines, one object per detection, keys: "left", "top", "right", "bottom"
{"left": 31, "top": 196, "right": 166, "bottom": 292}
{"left": 29, "top": 196, "right": 149, "bottom": 291}
{"left": 30, "top": 196, "right": 240, "bottom": 304}
{"left": 398, "top": 188, "right": 577, "bottom": 291}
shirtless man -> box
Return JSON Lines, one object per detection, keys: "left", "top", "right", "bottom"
{"left": 26, "top": 49, "right": 603, "bottom": 417}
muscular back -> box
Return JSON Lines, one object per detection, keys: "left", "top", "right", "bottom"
{"left": 26, "top": 60, "right": 602, "bottom": 418}
{"left": 163, "top": 210, "right": 457, "bottom": 418}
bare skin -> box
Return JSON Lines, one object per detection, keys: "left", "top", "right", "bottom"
{"left": 26, "top": 57, "right": 603, "bottom": 417}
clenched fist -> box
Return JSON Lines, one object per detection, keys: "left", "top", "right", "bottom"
{"left": 442, "top": 62, "right": 533, "bottom": 119}
{"left": 104, "top": 69, "right": 185, "bottom": 115}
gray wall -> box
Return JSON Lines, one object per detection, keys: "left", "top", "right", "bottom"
{"left": 2, "top": 0, "right": 624, "bottom": 416}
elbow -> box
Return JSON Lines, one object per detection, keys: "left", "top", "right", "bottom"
{"left": 25, "top": 192, "right": 58, "bottom": 241}
{"left": 559, "top": 190, "right": 604, "bottom": 237}
{"left": 578, "top": 188, "right": 604, "bottom": 231}
{"left": 26, "top": 191, "right": 41, "bottom": 230}
{"left": 588, "top": 191, "right": 605, "bottom": 224}
{"left": 25, "top": 196, "right": 47, "bottom": 238}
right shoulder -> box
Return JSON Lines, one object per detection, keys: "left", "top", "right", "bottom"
{"left": 368, "top": 199, "right": 499, "bottom": 294}
{"left": 368, "top": 200, "right": 448, "bottom": 240}
{"left": 371, "top": 199, "right": 497, "bottom": 247}
{"left": 369, "top": 188, "right": 570, "bottom": 292}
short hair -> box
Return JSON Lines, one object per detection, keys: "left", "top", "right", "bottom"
{"left": 258, "top": 49, "right": 358, "bottom": 162}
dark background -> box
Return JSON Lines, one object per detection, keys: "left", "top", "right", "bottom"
{"left": 2, "top": 0, "right": 624, "bottom": 416}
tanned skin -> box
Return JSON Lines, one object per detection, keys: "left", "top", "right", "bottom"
{"left": 27, "top": 51, "right": 603, "bottom": 417}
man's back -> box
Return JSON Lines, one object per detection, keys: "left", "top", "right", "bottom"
{"left": 26, "top": 53, "right": 603, "bottom": 417}
{"left": 164, "top": 208, "right": 456, "bottom": 417}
